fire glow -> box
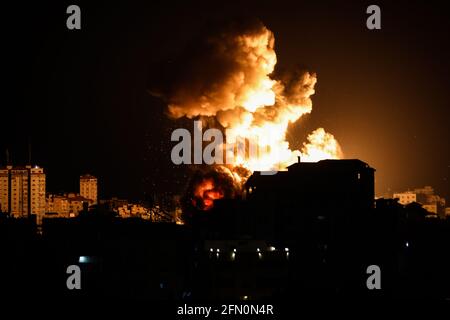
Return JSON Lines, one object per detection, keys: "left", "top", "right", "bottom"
{"left": 152, "top": 20, "right": 343, "bottom": 210}
{"left": 192, "top": 178, "right": 224, "bottom": 211}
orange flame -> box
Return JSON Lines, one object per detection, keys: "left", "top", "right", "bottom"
{"left": 163, "top": 22, "right": 343, "bottom": 211}
{"left": 192, "top": 178, "right": 225, "bottom": 211}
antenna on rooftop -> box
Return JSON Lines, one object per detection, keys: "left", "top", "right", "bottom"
{"left": 28, "top": 137, "right": 32, "bottom": 165}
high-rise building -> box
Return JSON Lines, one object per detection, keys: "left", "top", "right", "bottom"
{"left": 10, "top": 167, "right": 30, "bottom": 216}
{"left": 80, "top": 174, "right": 97, "bottom": 205}
{"left": 46, "top": 194, "right": 70, "bottom": 217}
{"left": 29, "top": 166, "right": 46, "bottom": 218}
{"left": 0, "top": 165, "right": 12, "bottom": 213}
{"left": 0, "top": 165, "right": 46, "bottom": 221}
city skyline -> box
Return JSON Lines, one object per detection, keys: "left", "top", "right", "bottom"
{"left": 1, "top": 1, "right": 449, "bottom": 307}
{"left": 0, "top": 155, "right": 447, "bottom": 199}
{"left": 1, "top": 159, "right": 448, "bottom": 221}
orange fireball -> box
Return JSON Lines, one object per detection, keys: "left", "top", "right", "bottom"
{"left": 192, "top": 178, "right": 225, "bottom": 210}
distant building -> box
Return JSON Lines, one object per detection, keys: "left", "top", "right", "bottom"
{"left": 99, "top": 197, "right": 174, "bottom": 221}
{"left": 394, "top": 186, "right": 446, "bottom": 218}
{"left": 80, "top": 174, "right": 97, "bottom": 205}
{"left": 46, "top": 194, "right": 70, "bottom": 217}
{"left": 29, "top": 167, "right": 46, "bottom": 219}
{"left": 393, "top": 192, "right": 417, "bottom": 205}
{"left": 67, "top": 193, "right": 92, "bottom": 216}
{"left": 0, "top": 165, "right": 46, "bottom": 223}
{"left": 46, "top": 193, "right": 92, "bottom": 218}
{"left": 99, "top": 197, "right": 129, "bottom": 211}
{"left": 422, "top": 204, "right": 437, "bottom": 214}
{"left": 116, "top": 203, "right": 150, "bottom": 218}
{"left": 0, "top": 166, "right": 11, "bottom": 213}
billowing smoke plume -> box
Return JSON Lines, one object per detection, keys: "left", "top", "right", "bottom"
{"left": 150, "top": 20, "right": 316, "bottom": 133}
{"left": 301, "top": 128, "right": 343, "bottom": 162}
{"left": 150, "top": 19, "right": 342, "bottom": 211}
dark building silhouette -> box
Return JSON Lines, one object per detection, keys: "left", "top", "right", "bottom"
{"left": 1, "top": 159, "right": 449, "bottom": 304}
{"left": 244, "top": 159, "right": 375, "bottom": 239}
{"left": 247, "top": 159, "right": 375, "bottom": 209}
{"left": 190, "top": 159, "right": 378, "bottom": 299}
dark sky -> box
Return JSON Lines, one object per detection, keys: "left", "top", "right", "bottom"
{"left": 2, "top": 0, "right": 449, "bottom": 200}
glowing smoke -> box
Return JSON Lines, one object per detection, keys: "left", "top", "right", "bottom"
{"left": 149, "top": 19, "right": 342, "bottom": 210}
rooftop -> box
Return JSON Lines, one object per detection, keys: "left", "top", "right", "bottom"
{"left": 80, "top": 174, "right": 97, "bottom": 179}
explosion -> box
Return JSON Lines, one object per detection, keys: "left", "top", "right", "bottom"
{"left": 150, "top": 20, "right": 342, "bottom": 211}
{"left": 184, "top": 166, "right": 249, "bottom": 214}
{"left": 192, "top": 178, "right": 223, "bottom": 211}
{"left": 301, "top": 128, "right": 343, "bottom": 163}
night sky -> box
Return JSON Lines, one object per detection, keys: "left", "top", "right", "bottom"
{"left": 2, "top": 1, "right": 449, "bottom": 201}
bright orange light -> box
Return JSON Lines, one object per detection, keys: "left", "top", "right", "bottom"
{"left": 192, "top": 178, "right": 225, "bottom": 210}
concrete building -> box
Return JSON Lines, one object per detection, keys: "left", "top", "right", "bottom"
{"left": 0, "top": 165, "right": 12, "bottom": 213}
{"left": 0, "top": 165, "right": 46, "bottom": 222}
{"left": 393, "top": 192, "right": 417, "bottom": 205}
{"left": 241, "top": 159, "right": 376, "bottom": 240}
{"left": 394, "top": 186, "right": 446, "bottom": 218}
{"left": 10, "top": 167, "right": 29, "bottom": 216}
{"left": 116, "top": 203, "right": 150, "bottom": 218}
{"left": 99, "top": 197, "right": 129, "bottom": 211}
{"left": 46, "top": 194, "right": 70, "bottom": 217}
{"left": 29, "top": 166, "right": 46, "bottom": 219}
{"left": 80, "top": 174, "right": 97, "bottom": 205}
{"left": 67, "top": 193, "right": 92, "bottom": 215}
{"left": 422, "top": 204, "right": 437, "bottom": 215}
{"left": 46, "top": 193, "right": 92, "bottom": 218}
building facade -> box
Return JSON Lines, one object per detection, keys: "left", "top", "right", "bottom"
{"left": 29, "top": 167, "right": 46, "bottom": 218}
{"left": 0, "top": 166, "right": 12, "bottom": 213}
{"left": 393, "top": 192, "right": 417, "bottom": 205}
{"left": 0, "top": 165, "right": 46, "bottom": 222}
{"left": 80, "top": 174, "right": 97, "bottom": 205}
{"left": 45, "top": 193, "right": 92, "bottom": 218}
{"left": 116, "top": 203, "right": 150, "bottom": 218}
{"left": 394, "top": 186, "right": 446, "bottom": 217}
